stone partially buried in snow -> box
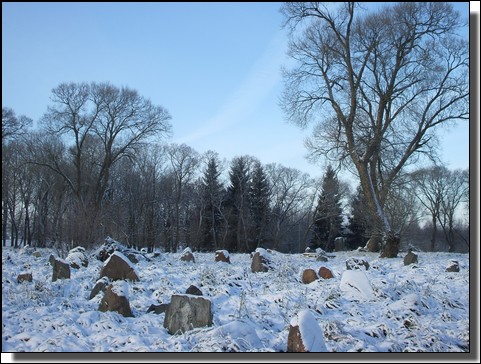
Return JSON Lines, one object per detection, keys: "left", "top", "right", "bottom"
{"left": 96, "top": 237, "right": 126, "bottom": 262}
{"left": 316, "top": 254, "right": 328, "bottom": 262}
{"left": 301, "top": 269, "right": 318, "bottom": 284}
{"left": 334, "top": 237, "right": 345, "bottom": 251}
{"left": 288, "top": 309, "right": 327, "bottom": 352}
{"left": 345, "top": 257, "right": 370, "bottom": 270}
{"left": 99, "top": 281, "right": 133, "bottom": 318}
{"left": 446, "top": 260, "right": 460, "bottom": 272}
{"left": 340, "top": 270, "right": 375, "bottom": 301}
{"left": 185, "top": 284, "right": 203, "bottom": 296}
{"left": 180, "top": 247, "right": 195, "bottom": 263}
{"left": 89, "top": 277, "right": 110, "bottom": 300}
{"left": 251, "top": 248, "right": 271, "bottom": 273}
{"left": 163, "top": 294, "right": 213, "bottom": 335}
{"left": 147, "top": 303, "right": 169, "bottom": 314}
{"left": 17, "top": 273, "right": 33, "bottom": 283}
{"left": 215, "top": 250, "right": 230, "bottom": 263}
{"left": 66, "top": 247, "right": 89, "bottom": 269}
{"left": 318, "top": 266, "right": 334, "bottom": 279}
{"left": 51, "top": 257, "right": 71, "bottom": 282}
{"left": 99, "top": 251, "right": 140, "bottom": 282}
{"left": 404, "top": 250, "right": 418, "bottom": 265}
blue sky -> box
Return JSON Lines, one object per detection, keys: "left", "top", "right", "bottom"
{"left": 2, "top": 2, "right": 472, "bottom": 181}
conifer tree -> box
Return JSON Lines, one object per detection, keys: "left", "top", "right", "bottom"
{"left": 224, "top": 156, "right": 251, "bottom": 252}
{"left": 249, "top": 161, "right": 269, "bottom": 250}
{"left": 345, "top": 185, "right": 371, "bottom": 250}
{"left": 200, "top": 156, "right": 224, "bottom": 251}
{"left": 311, "top": 165, "right": 343, "bottom": 252}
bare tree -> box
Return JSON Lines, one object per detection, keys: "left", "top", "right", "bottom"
{"left": 437, "top": 169, "right": 468, "bottom": 252}
{"left": 36, "top": 82, "right": 172, "bottom": 245}
{"left": 2, "top": 108, "right": 33, "bottom": 247}
{"left": 166, "top": 143, "right": 200, "bottom": 252}
{"left": 411, "top": 166, "right": 468, "bottom": 252}
{"left": 265, "top": 163, "right": 315, "bottom": 252}
{"left": 281, "top": 2, "right": 468, "bottom": 257}
{"left": 2, "top": 107, "right": 32, "bottom": 144}
{"left": 383, "top": 173, "right": 421, "bottom": 247}
{"left": 410, "top": 166, "right": 446, "bottom": 251}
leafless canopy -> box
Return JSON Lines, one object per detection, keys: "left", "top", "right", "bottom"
{"left": 281, "top": 2, "right": 468, "bottom": 238}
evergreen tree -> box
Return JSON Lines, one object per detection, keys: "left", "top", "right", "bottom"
{"left": 249, "top": 161, "right": 269, "bottom": 250}
{"left": 345, "top": 185, "right": 371, "bottom": 250}
{"left": 311, "top": 165, "right": 343, "bottom": 252}
{"left": 200, "top": 156, "right": 224, "bottom": 251}
{"left": 224, "top": 156, "right": 251, "bottom": 252}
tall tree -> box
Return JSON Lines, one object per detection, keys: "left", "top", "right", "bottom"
{"left": 2, "top": 108, "right": 32, "bottom": 246}
{"left": 345, "top": 185, "right": 371, "bottom": 250}
{"left": 266, "top": 163, "right": 314, "bottom": 252}
{"left": 200, "top": 153, "right": 224, "bottom": 251}
{"left": 281, "top": 2, "right": 468, "bottom": 257}
{"left": 166, "top": 143, "right": 200, "bottom": 252}
{"left": 410, "top": 166, "right": 445, "bottom": 251}
{"left": 311, "top": 165, "right": 343, "bottom": 252}
{"left": 383, "top": 173, "right": 420, "bottom": 240}
{"left": 249, "top": 160, "right": 270, "bottom": 250}
{"left": 224, "top": 156, "right": 251, "bottom": 253}
{"left": 2, "top": 107, "right": 32, "bottom": 144}
{"left": 438, "top": 169, "right": 468, "bottom": 252}
{"left": 35, "top": 82, "right": 172, "bottom": 245}
{"left": 411, "top": 166, "right": 468, "bottom": 252}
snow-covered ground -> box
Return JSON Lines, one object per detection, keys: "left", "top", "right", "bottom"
{"left": 2, "top": 246, "right": 470, "bottom": 352}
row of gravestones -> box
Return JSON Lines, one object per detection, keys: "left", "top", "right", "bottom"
{"left": 181, "top": 247, "right": 272, "bottom": 273}
{"left": 16, "top": 246, "right": 461, "bottom": 284}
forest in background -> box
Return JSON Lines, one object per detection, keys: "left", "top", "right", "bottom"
{"left": 2, "top": 97, "right": 469, "bottom": 255}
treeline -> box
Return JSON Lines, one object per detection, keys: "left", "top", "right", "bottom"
{"left": 2, "top": 83, "right": 469, "bottom": 253}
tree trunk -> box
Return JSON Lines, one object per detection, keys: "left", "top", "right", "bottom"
{"left": 379, "top": 231, "right": 400, "bottom": 258}
{"left": 2, "top": 200, "right": 8, "bottom": 247}
{"left": 357, "top": 165, "right": 389, "bottom": 252}
{"left": 431, "top": 214, "right": 437, "bottom": 252}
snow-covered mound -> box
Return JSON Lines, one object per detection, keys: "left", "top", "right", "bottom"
{"left": 339, "top": 270, "right": 375, "bottom": 301}
{"left": 1, "top": 248, "right": 470, "bottom": 352}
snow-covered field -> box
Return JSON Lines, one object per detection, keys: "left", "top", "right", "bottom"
{"left": 1, "top": 246, "right": 470, "bottom": 352}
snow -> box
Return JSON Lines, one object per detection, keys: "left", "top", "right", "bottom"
{"left": 254, "top": 247, "right": 270, "bottom": 258}
{"left": 216, "top": 250, "right": 229, "bottom": 258}
{"left": 111, "top": 280, "right": 129, "bottom": 298}
{"left": 339, "top": 270, "right": 375, "bottom": 301}
{"left": 66, "top": 251, "right": 85, "bottom": 267}
{"left": 104, "top": 251, "right": 138, "bottom": 274}
{"left": 181, "top": 247, "right": 193, "bottom": 255}
{"left": 290, "top": 309, "right": 327, "bottom": 352}
{"left": 209, "top": 320, "right": 260, "bottom": 350}
{"left": 1, "top": 248, "right": 471, "bottom": 352}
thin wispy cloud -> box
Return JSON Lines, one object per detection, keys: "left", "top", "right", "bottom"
{"left": 175, "top": 31, "right": 287, "bottom": 145}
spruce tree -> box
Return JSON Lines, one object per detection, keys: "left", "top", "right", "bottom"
{"left": 224, "top": 156, "right": 251, "bottom": 252}
{"left": 200, "top": 156, "right": 223, "bottom": 251}
{"left": 345, "top": 185, "right": 371, "bottom": 249}
{"left": 249, "top": 161, "right": 269, "bottom": 250}
{"left": 311, "top": 165, "right": 343, "bottom": 252}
